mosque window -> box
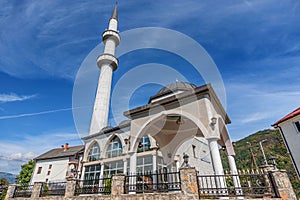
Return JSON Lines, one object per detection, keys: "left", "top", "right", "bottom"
{"left": 137, "top": 156, "right": 153, "bottom": 173}
{"left": 106, "top": 136, "right": 122, "bottom": 158}
{"left": 103, "top": 160, "right": 124, "bottom": 176}
{"left": 294, "top": 121, "right": 300, "bottom": 132}
{"left": 88, "top": 142, "right": 101, "bottom": 161}
{"left": 84, "top": 164, "right": 101, "bottom": 181}
{"left": 137, "top": 136, "right": 151, "bottom": 153}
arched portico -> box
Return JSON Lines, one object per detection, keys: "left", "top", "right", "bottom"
{"left": 128, "top": 109, "right": 231, "bottom": 175}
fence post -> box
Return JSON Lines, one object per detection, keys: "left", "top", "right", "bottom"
{"left": 31, "top": 182, "right": 43, "bottom": 199}
{"left": 268, "top": 170, "right": 297, "bottom": 200}
{"left": 65, "top": 178, "right": 76, "bottom": 198}
{"left": 4, "top": 184, "right": 16, "bottom": 200}
{"left": 111, "top": 174, "right": 125, "bottom": 198}
{"left": 179, "top": 167, "right": 199, "bottom": 199}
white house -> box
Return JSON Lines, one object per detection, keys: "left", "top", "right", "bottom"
{"left": 30, "top": 144, "right": 84, "bottom": 184}
{"left": 272, "top": 107, "right": 300, "bottom": 179}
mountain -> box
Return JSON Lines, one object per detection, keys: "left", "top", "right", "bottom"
{"left": 220, "top": 129, "right": 300, "bottom": 198}
{"left": 0, "top": 172, "right": 16, "bottom": 183}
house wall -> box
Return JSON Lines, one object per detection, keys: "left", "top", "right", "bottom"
{"left": 175, "top": 137, "right": 213, "bottom": 174}
{"left": 278, "top": 116, "right": 300, "bottom": 179}
{"left": 30, "top": 157, "right": 69, "bottom": 184}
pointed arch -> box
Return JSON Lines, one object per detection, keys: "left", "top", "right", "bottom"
{"left": 217, "top": 116, "right": 235, "bottom": 156}
{"left": 86, "top": 140, "right": 101, "bottom": 162}
{"left": 103, "top": 134, "right": 124, "bottom": 158}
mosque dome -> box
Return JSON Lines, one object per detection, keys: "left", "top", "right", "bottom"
{"left": 149, "top": 81, "right": 196, "bottom": 103}
{"left": 156, "top": 81, "right": 196, "bottom": 96}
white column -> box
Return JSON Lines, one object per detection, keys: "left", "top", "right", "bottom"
{"left": 152, "top": 153, "right": 157, "bottom": 173}
{"left": 99, "top": 163, "right": 105, "bottom": 189}
{"left": 208, "top": 138, "right": 224, "bottom": 175}
{"left": 129, "top": 152, "right": 137, "bottom": 194}
{"left": 123, "top": 158, "right": 128, "bottom": 174}
{"left": 228, "top": 155, "right": 243, "bottom": 197}
{"left": 152, "top": 152, "right": 157, "bottom": 190}
{"left": 208, "top": 137, "right": 227, "bottom": 196}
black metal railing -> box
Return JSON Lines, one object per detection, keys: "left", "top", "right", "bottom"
{"left": 13, "top": 184, "right": 33, "bottom": 198}
{"left": 124, "top": 171, "right": 181, "bottom": 194}
{"left": 197, "top": 171, "right": 276, "bottom": 198}
{"left": 74, "top": 177, "right": 112, "bottom": 195}
{"left": 40, "top": 181, "right": 66, "bottom": 197}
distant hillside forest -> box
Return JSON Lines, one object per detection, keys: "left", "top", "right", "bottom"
{"left": 220, "top": 129, "right": 300, "bottom": 198}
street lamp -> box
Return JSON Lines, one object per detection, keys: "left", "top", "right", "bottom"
{"left": 183, "top": 153, "right": 190, "bottom": 168}
{"left": 269, "top": 155, "right": 278, "bottom": 170}
{"left": 259, "top": 139, "right": 268, "bottom": 166}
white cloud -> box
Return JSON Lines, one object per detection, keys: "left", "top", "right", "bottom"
{"left": 0, "top": 93, "right": 36, "bottom": 103}
{"left": 240, "top": 112, "right": 274, "bottom": 124}
{"left": 0, "top": 130, "right": 83, "bottom": 174}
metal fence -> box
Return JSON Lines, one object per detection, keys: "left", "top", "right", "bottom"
{"left": 124, "top": 171, "right": 181, "bottom": 194}
{"left": 74, "top": 177, "right": 112, "bottom": 195}
{"left": 197, "top": 171, "right": 277, "bottom": 198}
{"left": 13, "top": 184, "right": 33, "bottom": 198}
{"left": 40, "top": 181, "right": 66, "bottom": 197}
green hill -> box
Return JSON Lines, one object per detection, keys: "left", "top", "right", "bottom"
{"left": 221, "top": 129, "right": 300, "bottom": 197}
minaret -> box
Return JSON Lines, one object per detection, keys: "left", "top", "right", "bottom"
{"left": 89, "top": 4, "right": 120, "bottom": 134}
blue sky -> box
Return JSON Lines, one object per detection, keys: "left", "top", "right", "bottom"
{"left": 0, "top": 0, "right": 300, "bottom": 174}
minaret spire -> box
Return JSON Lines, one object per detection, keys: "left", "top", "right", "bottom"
{"left": 89, "top": 5, "right": 121, "bottom": 135}
{"left": 111, "top": 3, "right": 118, "bottom": 21}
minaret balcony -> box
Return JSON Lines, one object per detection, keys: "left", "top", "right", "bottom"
{"left": 102, "top": 30, "right": 120, "bottom": 46}
{"left": 97, "top": 53, "right": 119, "bottom": 71}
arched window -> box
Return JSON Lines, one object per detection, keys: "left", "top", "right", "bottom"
{"left": 88, "top": 142, "right": 100, "bottom": 161}
{"left": 137, "top": 136, "right": 151, "bottom": 153}
{"left": 106, "top": 136, "right": 122, "bottom": 158}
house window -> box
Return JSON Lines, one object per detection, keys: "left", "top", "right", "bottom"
{"left": 106, "top": 136, "right": 122, "bottom": 158}
{"left": 47, "top": 171, "right": 51, "bottom": 175}
{"left": 192, "top": 145, "right": 196, "bottom": 157}
{"left": 294, "top": 121, "right": 300, "bottom": 132}
{"left": 37, "top": 167, "right": 42, "bottom": 174}
{"left": 84, "top": 164, "right": 101, "bottom": 181}
{"left": 49, "top": 164, "right": 52, "bottom": 169}
{"left": 137, "top": 136, "right": 151, "bottom": 153}
{"left": 88, "top": 142, "right": 101, "bottom": 161}
{"left": 137, "top": 156, "right": 153, "bottom": 173}
{"left": 103, "top": 160, "right": 123, "bottom": 176}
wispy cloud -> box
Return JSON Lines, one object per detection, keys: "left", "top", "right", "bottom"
{"left": 0, "top": 106, "right": 89, "bottom": 120}
{"left": 240, "top": 112, "right": 274, "bottom": 124}
{"left": 0, "top": 107, "right": 71, "bottom": 120}
{"left": 0, "top": 93, "right": 36, "bottom": 103}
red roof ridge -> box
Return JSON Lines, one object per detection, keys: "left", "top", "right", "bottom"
{"left": 272, "top": 107, "right": 300, "bottom": 126}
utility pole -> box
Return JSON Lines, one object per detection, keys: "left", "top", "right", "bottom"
{"left": 246, "top": 142, "right": 258, "bottom": 170}
{"left": 259, "top": 139, "right": 268, "bottom": 166}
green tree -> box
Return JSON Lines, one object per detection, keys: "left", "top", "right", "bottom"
{"left": 17, "top": 160, "right": 35, "bottom": 185}
{"left": 0, "top": 178, "right": 9, "bottom": 200}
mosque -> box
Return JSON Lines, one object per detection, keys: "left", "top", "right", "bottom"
{"left": 80, "top": 4, "right": 238, "bottom": 181}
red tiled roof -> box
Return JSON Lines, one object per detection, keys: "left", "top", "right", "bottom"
{"left": 272, "top": 107, "right": 300, "bottom": 126}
